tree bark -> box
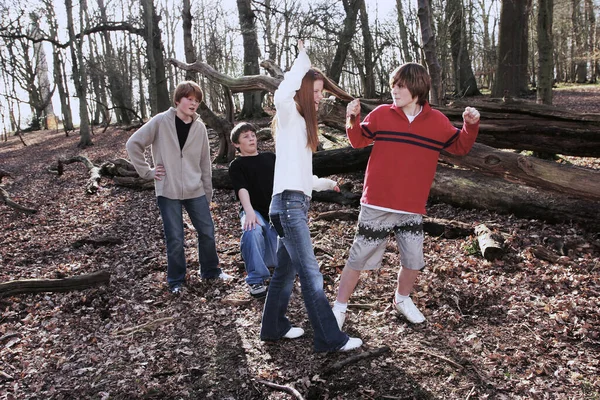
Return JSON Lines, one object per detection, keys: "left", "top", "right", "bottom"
{"left": 0, "top": 271, "right": 110, "bottom": 298}
{"left": 236, "top": 0, "right": 265, "bottom": 119}
{"left": 537, "top": 0, "right": 554, "bottom": 105}
{"left": 182, "top": 0, "right": 198, "bottom": 82}
{"left": 431, "top": 165, "right": 600, "bottom": 231}
{"left": 492, "top": 0, "right": 533, "bottom": 98}
{"left": 65, "top": 0, "right": 92, "bottom": 148}
{"left": 329, "top": 0, "right": 361, "bottom": 84}
{"left": 417, "top": 0, "right": 443, "bottom": 105}
{"left": 446, "top": 0, "right": 481, "bottom": 97}
{"left": 317, "top": 97, "right": 600, "bottom": 157}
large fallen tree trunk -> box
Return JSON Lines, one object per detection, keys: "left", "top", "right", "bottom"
{"left": 441, "top": 143, "right": 600, "bottom": 201}
{"left": 318, "top": 98, "right": 600, "bottom": 157}
{"left": 431, "top": 166, "right": 600, "bottom": 231}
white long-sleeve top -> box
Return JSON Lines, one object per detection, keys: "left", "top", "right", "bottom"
{"left": 271, "top": 49, "right": 315, "bottom": 198}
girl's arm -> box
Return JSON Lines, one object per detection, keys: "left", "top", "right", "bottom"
{"left": 273, "top": 41, "right": 311, "bottom": 124}
{"left": 126, "top": 115, "right": 161, "bottom": 179}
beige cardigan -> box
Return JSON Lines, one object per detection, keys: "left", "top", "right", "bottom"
{"left": 126, "top": 107, "right": 213, "bottom": 202}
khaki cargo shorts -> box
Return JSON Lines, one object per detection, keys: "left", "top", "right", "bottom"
{"left": 346, "top": 205, "right": 425, "bottom": 271}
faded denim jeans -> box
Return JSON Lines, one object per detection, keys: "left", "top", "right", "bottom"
{"left": 157, "top": 195, "right": 221, "bottom": 288}
{"left": 260, "top": 190, "right": 348, "bottom": 352}
{"left": 240, "top": 210, "right": 277, "bottom": 285}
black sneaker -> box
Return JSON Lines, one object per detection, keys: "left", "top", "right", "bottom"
{"left": 249, "top": 283, "right": 267, "bottom": 298}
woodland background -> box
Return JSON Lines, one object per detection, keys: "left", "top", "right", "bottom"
{"left": 1, "top": 0, "right": 599, "bottom": 399}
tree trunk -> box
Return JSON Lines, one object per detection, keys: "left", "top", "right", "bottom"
{"left": 182, "top": 0, "right": 198, "bottom": 82}
{"left": 431, "top": 165, "right": 600, "bottom": 231}
{"left": 358, "top": 0, "right": 376, "bottom": 98}
{"left": 30, "top": 13, "right": 57, "bottom": 130}
{"left": 65, "top": 0, "right": 92, "bottom": 148}
{"left": 537, "top": 0, "right": 554, "bottom": 105}
{"left": 141, "top": 0, "right": 170, "bottom": 114}
{"left": 45, "top": 1, "right": 73, "bottom": 132}
{"left": 236, "top": 0, "right": 265, "bottom": 119}
{"left": 328, "top": 0, "right": 361, "bottom": 84}
{"left": 417, "top": 0, "right": 443, "bottom": 105}
{"left": 492, "top": 0, "right": 533, "bottom": 98}
{"left": 396, "top": 0, "right": 413, "bottom": 63}
{"left": 446, "top": 0, "right": 481, "bottom": 97}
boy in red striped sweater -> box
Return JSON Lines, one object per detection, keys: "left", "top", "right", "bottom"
{"left": 333, "top": 63, "right": 480, "bottom": 327}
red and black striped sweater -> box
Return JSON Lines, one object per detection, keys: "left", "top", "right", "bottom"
{"left": 348, "top": 102, "right": 479, "bottom": 215}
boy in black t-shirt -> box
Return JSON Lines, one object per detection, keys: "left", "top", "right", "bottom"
{"left": 228, "top": 123, "right": 277, "bottom": 297}
{"left": 229, "top": 122, "right": 341, "bottom": 297}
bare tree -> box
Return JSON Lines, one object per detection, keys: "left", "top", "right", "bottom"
{"left": 417, "top": 0, "right": 443, "bottom": 105}
{"left": 65, "top": 0, "right": 92, "bottom": 147}
{"left": 236, "top": 0, "right": 265, "bottom": 118}
{"left": 492, "top": 0, "right": 533, "bottom": 98}
{"left": 446, "top": 0, "right": 480, "bottom": 97}
{"left": 182, "top": 0, "right": 198, "bottom": 82}
{"left": 141, "top": 0, "right": 170, "bottom": 114}
{"left": 328, "top": 0, "right": 361, "bottom": 84}
{"left": 537, "top": 0, "right": 554, "bottom": 105}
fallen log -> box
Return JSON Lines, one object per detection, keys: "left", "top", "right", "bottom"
{"left": 0, "top": 187, "right": 37, "bottom": 214}
{"left": 431, "top": 166, "right": 600, "bottom": 231}
{"left": 474, "top": 224, "right": 505, "bottom": 260}
{"left": 441, "top": 142, "right": 600, "bottom": 201}
{"left": 0, "top": 271, "right": 110, "bottom": 298}
{"left": 55, "top": 156, "right": 102, "bottom": 194}
{"left": 318, "top": 98, "right": 600, "bottom": 157}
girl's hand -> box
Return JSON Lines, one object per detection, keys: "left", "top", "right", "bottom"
{"left": 463, "top": 107, "right": 480, "bottom": 124}
{"left": 298, "top": 40, "right": 304, "bottom": 52}
{"left": 346, "top": 98, "right": 361, "bottom": 118}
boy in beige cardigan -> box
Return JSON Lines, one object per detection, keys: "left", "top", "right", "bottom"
{"left": 126, "top": 81, "right": 231, "bottom": 294}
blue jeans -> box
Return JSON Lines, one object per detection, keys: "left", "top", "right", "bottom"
{"left": 260, "top": 191, "right": 348, "bottom": 352}
{"left": 240, "top": 211, "right": 277, "bottom": 285}
{"left": 157, "top": 195, "right": 221, "bottom": 287}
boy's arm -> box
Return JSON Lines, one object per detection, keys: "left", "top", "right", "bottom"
{"left": 346, "top": 99, "right": 375, "bottom": 149}
{"left": 125, "top": 117, "right": 159, "bottom": 180}
{"left": 237, "top": 189, "right": 260, "bottom": 231}
{"left": 444, "top": 107, "right": 480, "bottom": 155}
{"left": 199, "top": 125, "right": 213, "bottom": 203}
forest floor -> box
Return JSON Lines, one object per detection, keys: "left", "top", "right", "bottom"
{"left": 1, "top": 87, "right": 599, "bottom": 400}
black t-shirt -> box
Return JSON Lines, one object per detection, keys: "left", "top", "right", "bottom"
{"left": 228, "top": 152, "right": 276, "bottom": 218}
{"left": 175, "top": 116, "right": 192, "bottom": 150}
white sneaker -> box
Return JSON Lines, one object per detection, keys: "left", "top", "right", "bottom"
{"left": 393, "top": 297, "right": 426, "bottom": 324}
{"left": 332, "top": 309, "right": 346, "bottom": 330}
{"left": 283, "top": 327, "right": 304, "bottom": 339}
{"left": 218, "top": 271, "right": 233, "bottom": 281}
{"left": 339, "top": 337, "right": 362, "bottom": 352}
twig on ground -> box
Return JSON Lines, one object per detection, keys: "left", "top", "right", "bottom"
{"left": 257, "top": 379, "right": 304, "bottom": 400}
{"left": 112, "top": 317, "right": 174, "bottom": 336}
{"left": 415, "top": 350, "right": 464, "bottom": 370}
{"left": 324, "top": 346, "right": 390, "bottom": 375}
{"left": 465, "top": 385, "right": 476, "bottom": 400}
